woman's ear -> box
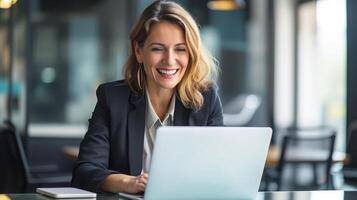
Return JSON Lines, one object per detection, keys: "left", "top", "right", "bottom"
{"left": 134, "top": 42, "right": 143, "bottom": 63}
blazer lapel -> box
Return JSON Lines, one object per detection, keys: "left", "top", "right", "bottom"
{"left": 174, "top": 96, "right": 190, "bottom": 126}
{"left": 128, "top": 93, "right": 146, "bottom": 176}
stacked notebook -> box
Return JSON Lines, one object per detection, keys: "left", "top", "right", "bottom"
{"left": 36, "top": 187, "right": 96, "bottom": 199}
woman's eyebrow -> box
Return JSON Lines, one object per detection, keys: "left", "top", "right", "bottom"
{"left": 148, "top": 42, "right": 187, "bottom": 47}
{"left": 148, "top": 42, "right": 165, "bottom": 47}
{"left": 175, "top": 43, "right": 187, "bottom": 46}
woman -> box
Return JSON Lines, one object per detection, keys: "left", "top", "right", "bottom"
{"left": 71, "top": 0, "right": 223, "bottom": 193}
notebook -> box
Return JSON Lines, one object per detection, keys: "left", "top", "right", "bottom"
{"left": 36, "top": 187, "right": 96, "bottom": 199}
{"left": 120, "top": 126, "right": 272, "bottom": 200}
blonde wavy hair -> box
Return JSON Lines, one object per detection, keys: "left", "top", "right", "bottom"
{"left": 124, "top": 0, "right": 218, "bottom": 110}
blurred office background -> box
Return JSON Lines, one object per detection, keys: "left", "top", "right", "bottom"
{"left": 1, "top": 0, "right": 357, "bottom": 192}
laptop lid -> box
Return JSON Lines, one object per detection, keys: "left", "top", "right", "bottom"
{"left": 144, "top": 127, "right": 272, "bottom": 200}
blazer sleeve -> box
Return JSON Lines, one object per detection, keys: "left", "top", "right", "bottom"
{"left": 207, "top": 85, "right": 224, "bottom": 126}
{"left": 71, "top": 84, "right": 117, "bottom": 192}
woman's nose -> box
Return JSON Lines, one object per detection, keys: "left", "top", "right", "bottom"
{"left": 163, "top": 49, "right": 176, "bottom": 66}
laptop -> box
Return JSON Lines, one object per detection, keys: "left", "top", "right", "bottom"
{"left": 120, "top": 126, "right": 272, "bottom": 200}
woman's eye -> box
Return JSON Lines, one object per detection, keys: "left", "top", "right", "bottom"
{"left": 176, "top": 48, "right": 186, "bottom": 52}
{"left": 152, "top": 48, "right": 164, "bottom": 52}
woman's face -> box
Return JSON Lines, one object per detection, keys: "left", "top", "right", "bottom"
{"left": 135, "top": 21, "right": 189, "bottom": 93}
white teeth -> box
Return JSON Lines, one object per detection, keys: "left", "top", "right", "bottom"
{"left": 158, "top": 69, "right": 178, "bottom": 75}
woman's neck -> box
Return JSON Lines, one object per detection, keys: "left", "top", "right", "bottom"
{"left": 146, "top": 86, "right": 174, "bottom": 121}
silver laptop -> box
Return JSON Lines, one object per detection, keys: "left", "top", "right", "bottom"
{"left": 140, "top": 126, "right": 272, "bottom": 200}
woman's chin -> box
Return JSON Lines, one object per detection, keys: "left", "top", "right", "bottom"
{"left": 156, "top": 80, "right": 180, "bottom": 90}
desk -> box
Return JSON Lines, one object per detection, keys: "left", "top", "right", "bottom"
{"left": 3, "top": 190, "right": 357, "bottom": 200}
{"left": 63, "top": 145, "right": 347, "bottom": 167}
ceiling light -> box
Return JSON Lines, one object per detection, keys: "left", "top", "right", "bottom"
{"left": 207, "top": 0, "right": 246, "bottom": 11}
{"left": 0, "top": 0, "right": 17, "bottom": 9}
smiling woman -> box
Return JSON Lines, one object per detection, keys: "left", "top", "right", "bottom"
{"left": 71, "top": 0, "right": 223, "bottom": 194}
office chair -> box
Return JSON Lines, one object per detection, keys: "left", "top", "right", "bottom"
{"left": 0, "top": 121, "right": 71, "bottom": 193}
{"left": 223, "top": 94, "right": 261, "bottom": 126}
{"left": 264, "top": 126, "right": 336, "bottom": 191}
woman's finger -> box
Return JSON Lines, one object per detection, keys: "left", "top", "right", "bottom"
{"left": 139, "top": 178, "right": 148, "bottom": 185}
{"left": 137, "top": 183, "right": 146, "bottom": 191}
{"left": 142, "top": 173, "right": 149, "bottom": 179}
{"left": 138, "top": 177, "right": 148, "bottom": 184}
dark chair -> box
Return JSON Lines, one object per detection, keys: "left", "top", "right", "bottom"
{"left": 264, "top": 126, "right": 336, "bottom": 191}
{"left": 0, "top": 121, "right": 71, "bottom": 192}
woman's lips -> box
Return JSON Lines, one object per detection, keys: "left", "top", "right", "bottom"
{"left": 156, "top": 69, "right": 179, "bottom": 75}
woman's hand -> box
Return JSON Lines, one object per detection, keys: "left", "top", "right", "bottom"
{"left": 124, "top": 173, "right": 149, "bottom": 194}
{"left": 101, "top": 173, "right": 149, "bottom": 194}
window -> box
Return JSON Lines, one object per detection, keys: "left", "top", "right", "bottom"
{"left": 275, "top": 0, "right": 346, "bottom": 151}
{"left": 297, "top": 0, "right": 346, "bottom": 151}
{"left": 26, "top": 0, "right": 129, "bottom": 137}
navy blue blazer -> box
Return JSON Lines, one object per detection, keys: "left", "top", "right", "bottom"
{"left": 71, "top": 80, "right": 224, "bottom": 192}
